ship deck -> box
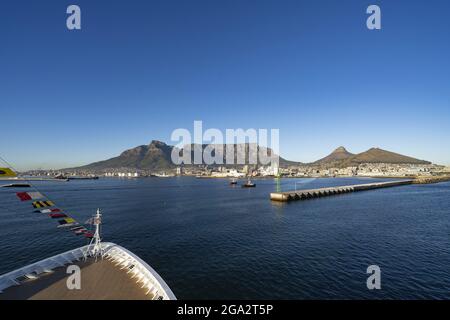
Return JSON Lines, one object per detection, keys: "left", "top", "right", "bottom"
{"left": 0, "top": 257, "right": 154, "bottom": 300}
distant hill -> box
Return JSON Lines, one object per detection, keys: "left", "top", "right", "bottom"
{"left": 310, "top": 146, "right": 431, "bottom": 168}
{"left": 313, "top": 146, "right": 354, "bottom": 164}
{"left": 72, "top": 140, "right": 299, "bottom": 171}
{"left": 340, "top": 148, "right": 431, "bottom": 167}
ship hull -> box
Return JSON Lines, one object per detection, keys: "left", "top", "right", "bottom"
{"left": 0, "top": 242, "right": 176, "bottom": 300}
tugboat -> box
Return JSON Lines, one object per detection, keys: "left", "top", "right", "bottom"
{"left": 242, "top": 179, "right": 256, "bottom": 188}
{"left": 54, "top": 173, "right": 68, "bottom": 180}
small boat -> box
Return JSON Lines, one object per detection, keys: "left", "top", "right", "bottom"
{"left": 67, "top": 176, "right": 99, "bottom": 180}
{"left": 0, "top": 183, "right": 31, "bottom": 188}
{"left": 153, "top": 173, "right": 175, "bottom": 178}
{"left": 242, "top": 179, "right": 256, "bottom": 188}
{"left": 230, "top": 179, "right": 238, "bottom": 185}
{"left": 54, "top": 174, "right": 68, "bottom": 180}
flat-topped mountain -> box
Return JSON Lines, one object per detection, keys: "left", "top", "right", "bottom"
{"left": 181, "top": 143, "right": 300, "bottom": 167}
{"left": 73, "top": 140, "right": 298, "bottom": 171}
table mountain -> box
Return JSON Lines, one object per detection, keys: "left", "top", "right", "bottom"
{"left": 72, "top": 140, "right": 297, "bottom": 171}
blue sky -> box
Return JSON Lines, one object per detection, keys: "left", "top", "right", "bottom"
{"left": 1, "top": 0, "right": 449, "bottom": 170}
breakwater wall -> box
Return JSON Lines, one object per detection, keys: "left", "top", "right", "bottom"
{"left": 270, "top": 180, "right": 413, "bottom": 202}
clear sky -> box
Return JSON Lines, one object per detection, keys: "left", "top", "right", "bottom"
{"left": 1, "top": 0, "right": 449, "bottom": 170}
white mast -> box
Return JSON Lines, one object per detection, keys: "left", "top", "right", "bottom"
{"left": 84, "top": 208, "right": 104, "bottom": 260}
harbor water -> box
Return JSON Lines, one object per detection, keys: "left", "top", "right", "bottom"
{"left": 1, "top": 177, "right": 449, "bottom": 299}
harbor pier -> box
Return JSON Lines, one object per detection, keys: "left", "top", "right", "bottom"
{"left": 270, "top": 180, "right": 413, "bottom": 202}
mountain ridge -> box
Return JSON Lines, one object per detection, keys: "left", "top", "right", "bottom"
{"left": 68, "top": 141, "right": 432, "bottom": 171}
{"left": 72, "top": 140, "right": 299, "bottom": 170}
{"left": 340, "top": 147, "right": 431, "bottom": 167}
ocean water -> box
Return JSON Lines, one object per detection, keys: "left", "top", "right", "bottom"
{"left": 1, "top": 177, "right": 450, "bottom": 299}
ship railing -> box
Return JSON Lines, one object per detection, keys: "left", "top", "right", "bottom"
{"left": 101, "top": 242, "right": 176, "bottom": 300}
{"left": 0, "top": 246, "right": 89, "bottom": 293}
{"left": 0, "top": 242, "right": 176, "bottom": 300}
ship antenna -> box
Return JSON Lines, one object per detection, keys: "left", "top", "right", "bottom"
{"left": 84, "top": 208, "right": 104, "bottom": 261}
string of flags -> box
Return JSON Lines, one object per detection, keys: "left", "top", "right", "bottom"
{"left": 15, "top": 190, "right": 94, "bottom": 239}
{"left": 0, "top": 167, "right": 17, "bottom": 177}
{"left": 1, "top": 166, "right": 95, "bottom": 239}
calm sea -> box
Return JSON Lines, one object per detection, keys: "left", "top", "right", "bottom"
{"left": 1, "top": 177, "right": 449, "bottom": 299}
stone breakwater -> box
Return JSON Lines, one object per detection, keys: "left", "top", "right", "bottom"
{"left": 270, "top": 180, "right": 413, "bottom": 202}
{"left": 412, "top": 176, "right": 450, "bottom": 184}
